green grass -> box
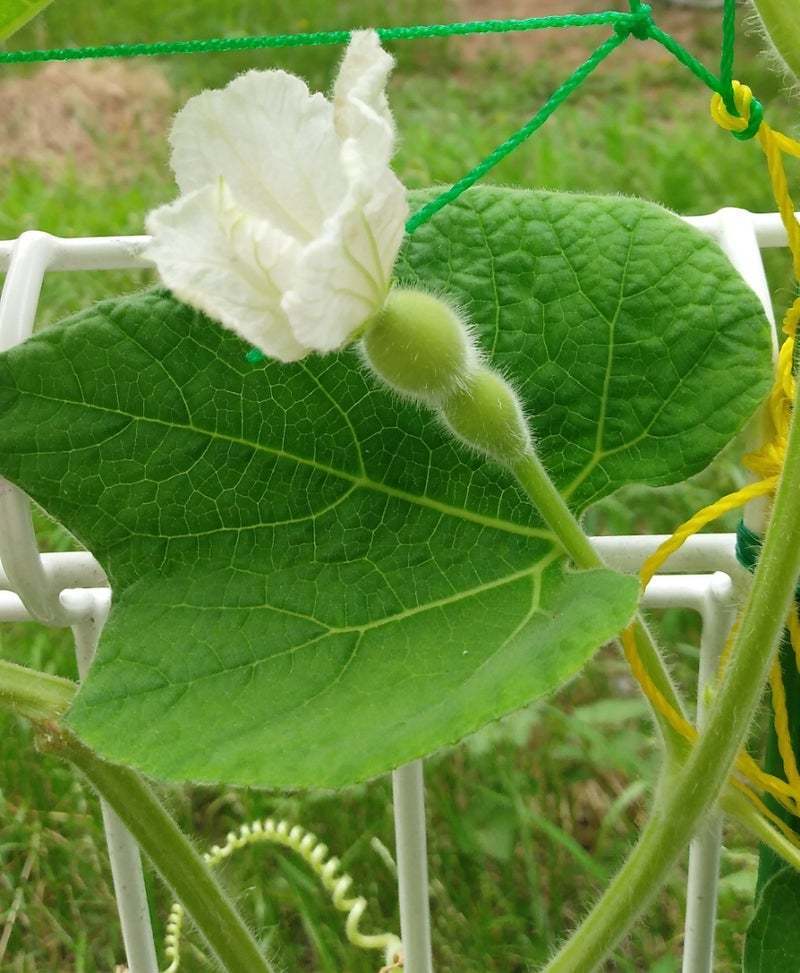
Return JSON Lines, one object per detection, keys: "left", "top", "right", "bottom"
{"left": 0, "top": 1, "right": 793, "bottom": 969}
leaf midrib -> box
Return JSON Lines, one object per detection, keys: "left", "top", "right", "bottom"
{"left": 89, "top": 557, "right": 559, "bottom": 705}
{"left": 12, "top": 386, "right": 555, "bottom": 542}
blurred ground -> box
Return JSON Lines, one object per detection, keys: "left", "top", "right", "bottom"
{"left": 454, "top": 0, "right": 723, "bottom": 63}
{"left": 0, "top": 61, "right": 172, "bottom": 173}
{"left": 0, "top": 1, "right": 793, "bottom": 970}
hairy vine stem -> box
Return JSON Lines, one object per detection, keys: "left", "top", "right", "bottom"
{"left": 751, "top": 0, "right": 800, "bottom": 83}
{"left": 0, "top": 658, "right": 73, "bottom": 721}
{"left": 38, "top": 726, "right": 275, "bottom": 973}
{"left": 0, "top": 662, "right": 272, "bottom": 973}
{"left": 540, "top": 371, "right": 800, "bottom": 970}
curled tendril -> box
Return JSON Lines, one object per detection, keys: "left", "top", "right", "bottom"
{"left": 161, "top": 817, "right": 403, "bottom": 973}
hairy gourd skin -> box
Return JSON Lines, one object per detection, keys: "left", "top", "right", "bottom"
{"left": 362, "top": 288, "right": 474, "bottom": 405}
{"left": 441, "top": 367, "right": 531, "bottom": 463}
{"left": 362, "top": 288, "right": 531, "bottom": 465}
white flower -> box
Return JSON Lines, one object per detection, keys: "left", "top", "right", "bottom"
{"left": 144, "top": 30, "right": 408, "bottom": 363}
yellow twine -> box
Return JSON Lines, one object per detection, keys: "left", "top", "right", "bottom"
{"left": 789, "top": 606, "right": 800, "bottom": 671}
{"left": 638, "top": 479, "right": 777, "bottom": 589}
{"left": 620, "top": 79, "right": 800, "bottom": 820}
{"left": 733, "top": 777, "right": 800, "bottom": 853}
{"left": 769, "top": 659, "right": 800, "bottom": 796}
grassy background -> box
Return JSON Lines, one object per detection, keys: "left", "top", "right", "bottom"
{"left": 0, "top": 1, "right": 795, "bottom": 970}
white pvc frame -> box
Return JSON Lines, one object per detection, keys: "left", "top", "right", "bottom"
{"left": 0, "top": 208, "right": 785, "bottom": 973}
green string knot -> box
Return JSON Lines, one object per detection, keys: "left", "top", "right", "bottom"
{"left": 614, "top": 4, "right": 653, "bottom": 41}
{"left": 731, "top": 93, "right": 764, "bottom": 141}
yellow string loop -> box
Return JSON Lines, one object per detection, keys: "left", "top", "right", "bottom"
{"left": 710, "top": 80, "right": 758, "bottom": 136}
{"left": 619, "top": 80, "right": 800, "bottom": 823}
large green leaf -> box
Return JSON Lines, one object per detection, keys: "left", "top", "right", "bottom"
{"left": 0, "top": 0, "right": 54, "bottom": 39}
{"left": 744, "top": 866, "right": 800, "bottom": 972}
{"left": 0, "top": 188, "right": 771, "bottom": 789}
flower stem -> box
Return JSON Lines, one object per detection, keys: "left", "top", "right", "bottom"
{"left": 511, "top": 450, "right": 687, "bottom": 748}
{"left": 0, "top": 660, "right": 273, "bottom": 973}
{"left": 511, "top": 452, "right": 602, "bottom": 569}
{"left": 543, "top": 391, "right": 800, "bottom": 972}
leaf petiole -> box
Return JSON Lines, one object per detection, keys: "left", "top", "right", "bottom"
{"left": 511, "top": 449, "right": 689, "bottom": 753}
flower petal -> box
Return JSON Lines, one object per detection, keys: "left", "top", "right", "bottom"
{"left": 334, "top": 30, "right": 396, "bottom": 165}
{"left": 144, "top": 181, "right": 310, "bottom": 363}
{"left": 283, "top": 170, "right": 408, "bottom": 352}
{"left": 169, "top": 70, "right": 346, "bottom": 242}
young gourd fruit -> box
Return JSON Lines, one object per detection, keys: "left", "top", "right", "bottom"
{"left": 442, "top": 366, "right": 531, "bottom": 463}
{"left": 362, "top": 287, "right": 531, "bottom": 466}
{"left": 362, "top": 288, "right": 475, "bottom": 405}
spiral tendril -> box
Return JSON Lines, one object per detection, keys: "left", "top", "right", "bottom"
{"left": 161, "top": 817, "right": 403, "bottom": 972}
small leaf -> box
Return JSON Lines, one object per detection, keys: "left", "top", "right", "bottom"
{"left": 0, "top": 0, "right": 54, "bottom": 40}
{"left": 0, "top": 187, "right": 772, "bottom": 789}
{"left": 744, "top": 866, "right": 800, "bottom": 972}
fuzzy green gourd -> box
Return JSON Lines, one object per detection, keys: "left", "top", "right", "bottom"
{"left": 441, "top": 367, "right": 531, "bottom": 464}
{"left": 362, "top": 287, "right": 531, "bottom": 465}
{"left": 362, "top": 288, "right": 474, "bottom": 405}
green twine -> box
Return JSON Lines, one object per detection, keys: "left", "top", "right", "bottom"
{"left": 720, "top": 0, "right": 738, "bottom": 114}
{"left": 737, "top": 519, "right": 763, "bottom": 575}
{"left": 737, "top": 521, "right": 800, "bottom": 600}
{"left": 405, "top": 31, "right": 627, "bottom": 234}
{"left": 733, "top": 96, "right": 765, "bottom": 141}
{"left": 711, "top": 0, "right": 762, "bottom": 140}
{"left": 614, "top": 3, "right": 653, "bottom": 42}
{"left": 1, "top": 5, "right": 764, "bottom": 362}
{"left": 0, "top": 5, "right": 761, "bottom": 240}
{"left": 0, "top": 12, "right": 636, "bottom": 65}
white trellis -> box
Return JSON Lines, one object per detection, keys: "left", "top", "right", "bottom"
{"left": 0, "top": 209, "right": 786, "bottom": 973}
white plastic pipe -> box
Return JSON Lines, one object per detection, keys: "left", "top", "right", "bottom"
{"left": 2, "top": 209, "right": 797, "bottom": 271}
{"left": 70, "top": 590, "right": 159, "bottom": 973}
{"left": 0, "top": 235, "right": 70, "bottom": 627}
{"left": 591, "top": 533, "right": 741, "bottom": 578}
{"left": 0, "top": 233, "right": 159, "bottom": 973}
{"left": 0, "top": 551, "right": 107, "bottom": 593}
{"left": 682, "top": 573, "right": 738, "bottom": 973}
{"left": 0, "top": 536, "right": 742, "bottom": 600}
{"left": 392, "top": 761, "right": 434, "bottom": 973}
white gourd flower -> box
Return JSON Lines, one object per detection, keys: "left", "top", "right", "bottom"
{"left": 144, "top": 30, "right": 408, "bottom": 363}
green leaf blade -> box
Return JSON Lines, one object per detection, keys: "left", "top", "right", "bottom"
{"left": 0, "top": 0, "right": 54, "bottom": 40}
{"left": 0, "top": 188, "right": 772, "bottom": 788}
{"left": 69, "top": 562, "right": 635, "bottom": 789}
{"left": 744, "top": 866, "right": 800, "bottom": 972}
